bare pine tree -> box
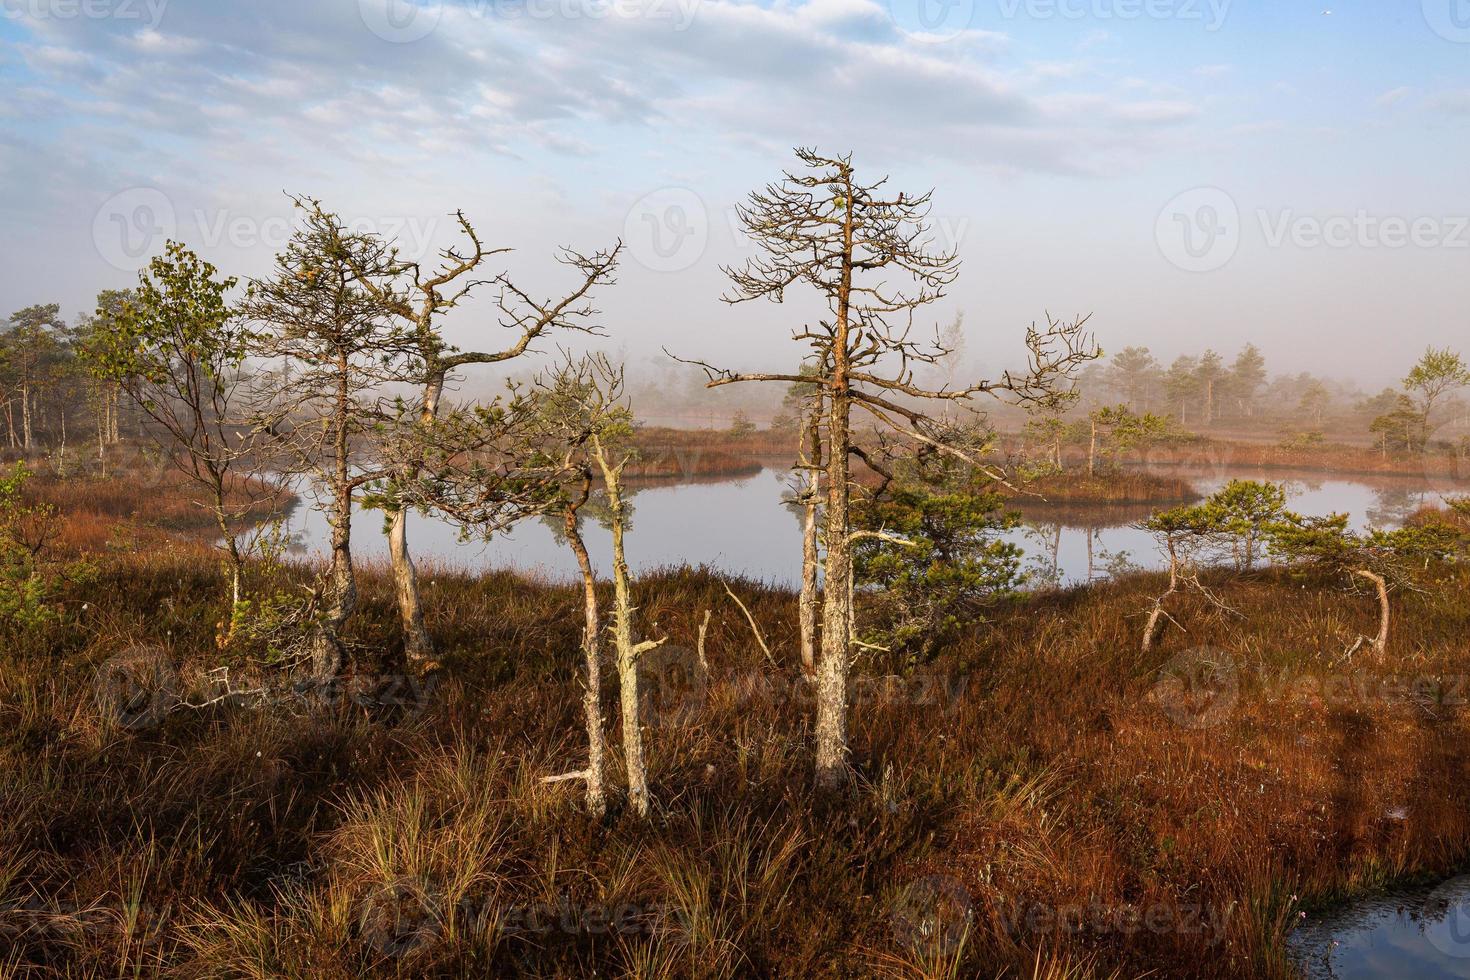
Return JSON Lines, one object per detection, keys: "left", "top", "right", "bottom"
{"left": 677, "top": 148, "right": 1095, "bottom": 788}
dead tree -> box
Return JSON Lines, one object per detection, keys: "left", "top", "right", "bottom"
{"left": 304, "top": 195, "right": 621, "bottom": 670}
{"left": 675, "top": 148, "right": 1095, "bottom": 788}
{"left": 557, "top": 470, "right": 609, "bottom": 818}
{"left": 243, "top": 207, "right": 418, "bottom": 682}
{"left": 399, "top": 355, "right": 656, "bottom": 817}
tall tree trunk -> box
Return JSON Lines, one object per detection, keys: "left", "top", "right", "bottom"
{"left": 311, "top": 490, "right": 355, "bottom": 682}
{"left": 565, "top": 496, "right": 607, "bottom": 819}
{"left": 1354, "top": 568, "right": 1390, "bottom": 651}
{"left": 1087, "top": 416, "right": 1097, "bottom": 477}
{"left": 389, "top": 374, "right": 443, "bottom": 668}
{"left": 388, "top": 506, "right": 433, "bottom": 665}
{"left": 594, "top": 438, "right": 653, "bottom": 818}
{"left": 815, "top": 187, "right": 856, "bottom": 790}
{"left": 798, "top": 405, "right": 822, "bottom": 673}
{"left": 214, "top": 497, "right": 246, "bottom": 648}
{"left": 21, "top": 383, "right": 32, "bottom": 451}
{"left": 311, "top": 373, "right": 355, "bottom": 683}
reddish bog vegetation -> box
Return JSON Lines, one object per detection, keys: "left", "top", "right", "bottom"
{"left": 3, "top": 465, "right": 1470, "bottom": 979}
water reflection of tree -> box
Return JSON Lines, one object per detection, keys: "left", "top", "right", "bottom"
{"left": 1021, "top": 519, "right": 1064, "bottom": 589}
{"left": 1366, "top": 484, "right": 1430, "bottom": 529}
{"left": 539, "top": 485, "right": 637, "bottom": 544}
{"left": 779, "top": 469, "right": 815, "bottom": 534}
{"left": 1020, "top": 516, "right": 1143, "bottom": 587}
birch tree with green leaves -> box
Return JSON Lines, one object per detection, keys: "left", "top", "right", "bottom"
{"left": 81, "top": 242, "right": 277, "bottom": 644}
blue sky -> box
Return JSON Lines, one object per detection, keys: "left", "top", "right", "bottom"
{"left": 1, "top": 0, "right": 1467, "bottom": 385}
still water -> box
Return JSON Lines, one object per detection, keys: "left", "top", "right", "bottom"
{"left": 1290, "top": 875, "right": 1470, "bottom": 979}
{"left": 283, "top": 466, "right": 1452, "bottom": 588}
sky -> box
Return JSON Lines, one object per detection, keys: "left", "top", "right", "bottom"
{"left": 1, "top": 0, "right": 1467, "bottom": 389}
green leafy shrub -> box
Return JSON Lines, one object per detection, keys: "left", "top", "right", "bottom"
{"left": 854, "top": 457, "right": 1022, "bottom": 665}
{"left": 0, "top": 463, "right": 92, "bottom": 630}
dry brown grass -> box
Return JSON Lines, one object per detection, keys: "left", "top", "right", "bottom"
{"left": 3, "top": 457, "right": 1470, "bottom": 978}
{"left": 1129, "top": 437, "right": 1470, "bottom": 483}
{"left": 1007, "top": 470, "right": 1200, "bottom": 508}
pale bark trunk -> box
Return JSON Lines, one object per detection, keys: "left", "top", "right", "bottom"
{"left": 21, "top": 384, "right": 32, "bottom": 451}
{"left": 312, "top": 493, "right": 355, "bottom": 682}
{"left": 815, "top": 182, "right": 856, "bottom": 790}
{"left": 1088, "top": 417, "right": 1097, "bottom": 477}
{"left": 388, "top": 375, "right": 443, "bottom": 667}
{"left": 594, "top": 438, "right": 652, "bottom": 818}
{"left": 1354, "top": 568, "right": 1390, "bottom": 652}
{"left": 798, "top": 406, "right": 821, "bottom": 673}
{"left": 565, "top": 499, "right": 607, "bottom": 819}
{"left": 1143, "top": 541, "right": 1180, "bottom": 653}
{"left": 388, "top": 507, "right": 433, "bottom": 665}
{"left": 213, "top": 485, "right": 246, "bottom": 647}
{"left": 311, "top": 369, "right": 355, "bottom": 683}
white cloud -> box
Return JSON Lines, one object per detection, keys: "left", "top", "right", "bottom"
{"left": 1375, "top": 86, "right": 1413, "bottom": 109}
{"left": 3, "top": 0, "right": 1200, "bottom": 181}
